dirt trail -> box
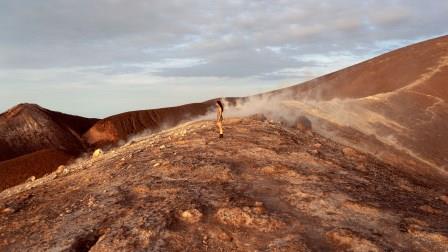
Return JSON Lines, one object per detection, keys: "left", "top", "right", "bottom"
{"left": 1, "top": 117, "right": 447, "bottom": 251}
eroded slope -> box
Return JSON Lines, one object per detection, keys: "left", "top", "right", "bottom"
{"left": 0, "top": 103, "right": 98, "bottom": 161}
{"left": 248, "top": 35, "right": 448, "bottom": 171}
{"left": 1, "top": 118, "right": 447, "bottom": 251}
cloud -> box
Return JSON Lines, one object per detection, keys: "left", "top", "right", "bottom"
{"left": 0, "top": 0, "right": 447, "bottom": 116}
{"left": 157, "top": 48, "right": 302, "bottom": 78}
{"left": 1, "top": 0, "right": 446, "bottom": 70}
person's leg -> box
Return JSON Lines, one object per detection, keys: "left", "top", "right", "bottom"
{"left": 217, "top": 121, "right": 224, "bottom": 137}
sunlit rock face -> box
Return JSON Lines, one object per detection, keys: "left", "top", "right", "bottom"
{"left": 245, "top": 35, "right": 448, "bottom": 172}
{"left": 0, "top": 103, "right": 98, "bottom": 161}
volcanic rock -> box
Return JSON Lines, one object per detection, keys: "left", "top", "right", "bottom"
{"left": 92, "top": 149, "right": 104, "bottom": 158}
{"left": 0, "top": 103, "right": 98, "bottom": 161}
{"left": 180, "top": 209, "right": 203, "bottom": 224}
{"left": 1, "top": 118, "right": 446, "bottom": 251}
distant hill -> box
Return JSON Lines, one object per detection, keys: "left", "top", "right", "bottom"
{"left": 0, "top": 103, "right": 98, "bottom": 161}
{"left": 0, "top": 104, "right": 97, "bottom": 189}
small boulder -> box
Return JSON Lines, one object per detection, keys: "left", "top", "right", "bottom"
{"left": 87, "top": 195, "right": 96, "bottom": 208}
{"left": 92, "top": 149, "right": 103, "bottom": 158}
{"left": 180, "top": 209, "right": 203, "bottom": 223}
{"left": 56, "top": 165, "right": 65, "bottom": 174}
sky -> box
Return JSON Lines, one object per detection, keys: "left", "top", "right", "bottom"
{"left": 0, "top": 0, "right": 447, "bottom": 118}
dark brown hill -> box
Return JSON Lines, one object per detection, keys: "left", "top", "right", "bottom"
{"left": 0, "top": 103, "right": 98, "bottom": 161}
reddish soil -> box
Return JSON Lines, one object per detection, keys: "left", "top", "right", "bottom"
{"left": 0, "top": 149, "right": 73, "bottom": 191}
{"left": 250, "top": 35, "right": 448, "bottom": 171}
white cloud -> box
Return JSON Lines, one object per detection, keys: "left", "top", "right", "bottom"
{"left": 0, "top": 0, "right": 447, "bottom": 116}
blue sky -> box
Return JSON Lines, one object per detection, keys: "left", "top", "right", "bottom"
{"left": 0, "top": 0, "right": 447, "bottom": 118}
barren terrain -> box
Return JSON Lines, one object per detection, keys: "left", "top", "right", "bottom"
{"left": 244, "top": 35, "right": 448, "bottom": 171}
{"left": 1, "top": 118, "right": 447, "bottom": 251}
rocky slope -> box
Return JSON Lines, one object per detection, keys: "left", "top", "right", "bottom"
{"left": 0, "top": 104, "right": 98, "bottom": 190}
{"left": 276, "top": 35, "right": 448, "bottom": 100}
{"left": 1, "top": 117, "right": 447, "bottom": 251}
{"left": 240, "top": 35, "right": 448, "bottom": 172}
{"left": 0, "top": 103, "right": 98, "bottom": 161}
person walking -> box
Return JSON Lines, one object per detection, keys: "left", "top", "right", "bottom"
{"left": 216, "top": 100, "right": 224, "bottom": 138}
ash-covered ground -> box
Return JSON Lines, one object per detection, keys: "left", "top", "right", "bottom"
{"left": 1, "top": 117, "right": 447, "bottom": 251}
